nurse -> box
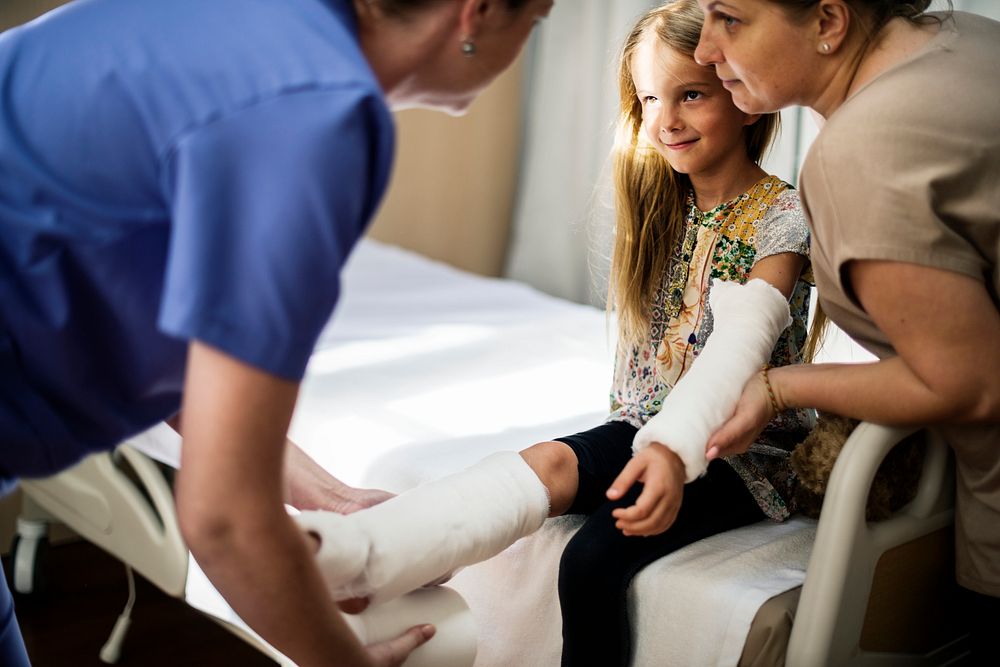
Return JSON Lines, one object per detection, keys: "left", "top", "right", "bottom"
{"left": 0, "top": 0, "right": 553, "bottom": 665}
{"left": 693, "top": 0, "right": 1000, "bottom": 661}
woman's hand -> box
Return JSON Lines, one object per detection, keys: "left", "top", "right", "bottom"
{"left": 706, "top": 371, "right": 776, "bottom": 461}
{"left": 606, "top": 444, "right": 685, "bottom": 536}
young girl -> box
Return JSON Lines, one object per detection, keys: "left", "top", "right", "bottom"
{"left": 296, "top": 1, "right": 813, "bottom": 661}
{"left": 517, "top": 1, "right": 815, "bottom": 663}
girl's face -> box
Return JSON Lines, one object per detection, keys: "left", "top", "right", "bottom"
{"left": 631, "top": 32, "right": 757, "bottom": 182}
{"left": 694, "top": 0, "right": 817, "bottom": 114}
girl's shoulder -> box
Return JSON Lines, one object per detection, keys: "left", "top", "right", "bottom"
{"left": 755, "top": 182, "right": 810, "bottom": 258}
{"left": 769, "top": 183, "right": 803, "bottom": 216}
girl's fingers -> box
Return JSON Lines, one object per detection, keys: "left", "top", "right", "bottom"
{"left": 607, "top": 456, "right": 645, "bottom": 500}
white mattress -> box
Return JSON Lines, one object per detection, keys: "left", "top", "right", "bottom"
{"left": 135, "top": 240, "right": 834, "bottom": 665}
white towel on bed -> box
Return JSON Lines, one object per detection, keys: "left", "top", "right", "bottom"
{"left": 449, "top": 514, "right": 816, "bottom": 667}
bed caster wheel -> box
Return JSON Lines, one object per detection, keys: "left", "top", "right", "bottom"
{"left": 10, "top": 518, "right": 49, "bottom": 596}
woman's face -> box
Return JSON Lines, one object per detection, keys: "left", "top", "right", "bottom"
{"left": 401, "top": 0, "right": 554, "bottom": 114}
{"left": 694, "top": 0, "right": 818, "bottom": 114}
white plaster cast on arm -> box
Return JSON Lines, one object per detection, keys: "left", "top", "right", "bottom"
{"left": 294, "top": 451, "right": 549, "bottom": 604}
{"left": 632, "top": 279, "right": 792, "bottom": 482}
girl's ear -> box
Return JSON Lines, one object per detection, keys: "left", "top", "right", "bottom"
{"left": 743, "top": 113, "right": 762, "bottom": 127}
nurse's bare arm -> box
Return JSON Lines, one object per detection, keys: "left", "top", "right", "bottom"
{"left": 708, "top": 262, "right": 1000, "bottom": 457}
{"left": 175, "top": 341, "right": 430, "bottom": 667}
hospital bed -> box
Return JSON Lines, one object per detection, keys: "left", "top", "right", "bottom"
{"left": 11, "top": 239, "right": 967, "bottom": 665}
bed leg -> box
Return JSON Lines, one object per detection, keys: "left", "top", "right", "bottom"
{"left": 99, "top": 565, "right": 136, "bottom": 664}
{"left": 11, "top": 517, "right": 49, "bottom": 595}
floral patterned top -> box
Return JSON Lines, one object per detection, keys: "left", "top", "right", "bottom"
{"left": 609, "top": 175, "right": 814, "bottom": 521}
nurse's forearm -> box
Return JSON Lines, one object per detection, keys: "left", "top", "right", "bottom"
{"left": 180, "top": 500, "right": 372, "bottom": 666}
{"left": 772, "top": 356, "right": 996, "bottom": 426}
{"left": 177, "top": 341, "right": 373, "bottom": 666}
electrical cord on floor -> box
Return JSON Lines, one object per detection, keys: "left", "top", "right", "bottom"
{"left": 100, "top": 564, "right": 136, "bottom": 664}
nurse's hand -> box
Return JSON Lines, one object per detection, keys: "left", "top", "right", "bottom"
{"left": 284, "top": 440, "right": 395, "bottom": 513}
{"left": 333, "top": 486, "right": 395, "bottom": 515}
{"left": 367, "top": 625, "right": 436, "bottom": 667}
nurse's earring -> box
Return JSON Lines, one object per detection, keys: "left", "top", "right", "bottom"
{"left": 820, "top": 42, "right": 831, "bottom": 54}
{"left": 461, "top": 38, "right": 477, "bottom": 57}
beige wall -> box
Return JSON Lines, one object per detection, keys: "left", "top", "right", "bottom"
{"left": 368, "top": 61, "right": 524, "bottom": 277}
{"left": 0, "top": 0, "right": 67, "bottom": 30}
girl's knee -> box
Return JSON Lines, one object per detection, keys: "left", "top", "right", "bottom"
{"left": 520, "top": 441, "right": 578, "bottom": 514}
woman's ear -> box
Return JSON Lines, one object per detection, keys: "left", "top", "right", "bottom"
{"left": 814, "top": 0, "right": 852, "bottom": 54}
{"left": 743, "top": 113, "right": 762, "bottom": 127}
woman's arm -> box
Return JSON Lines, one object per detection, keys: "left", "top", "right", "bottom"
{"left": 708, "top": 261, "right": 1000, "bottom": 458}
{"left": 175, "top": 342, "right": 430, "bottom": 667}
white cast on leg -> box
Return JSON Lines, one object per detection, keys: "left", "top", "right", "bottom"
{"left": 295, "top": 451, "right": 549, "bottom": 603}
{"left": 633, "top": 278, "right": 792, "bottom": 482}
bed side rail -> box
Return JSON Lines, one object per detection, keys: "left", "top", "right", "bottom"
{"left": 786, "top": 423, "right": 954, "bottom": 666}
{"left": 20, "top": 443, "right": 188, "bottom": 597}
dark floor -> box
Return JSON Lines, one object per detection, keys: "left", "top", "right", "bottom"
{"left": 3, "top": 539, "right": 277, "bottom": 666}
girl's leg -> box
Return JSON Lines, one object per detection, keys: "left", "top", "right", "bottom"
{"left": 520, "top": 441, "right": 580, "bottom": 517}
{"left": 297, "top": 421, "right": 635, "bottom": 603}
{"left": 522, "top": 420, "right": 640, "bottom": 517}
{"left": 558, "top": 459, "right": 766, "bottom": 667}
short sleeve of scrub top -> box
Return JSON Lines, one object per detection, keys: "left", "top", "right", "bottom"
{"left": 160, "top": 87, "right": 391, "bottom": 380}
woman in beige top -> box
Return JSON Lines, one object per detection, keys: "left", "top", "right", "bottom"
{"left": 692, "top": 0, "right": 1000, "bottom": 660}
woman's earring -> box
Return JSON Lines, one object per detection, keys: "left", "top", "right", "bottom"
{"left": 462, "top": 39, "right": 477, "bottom": 57}
{"left": 821, "top": 42, "right": 831, "bottom": 54}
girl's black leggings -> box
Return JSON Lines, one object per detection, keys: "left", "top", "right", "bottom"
{"left": 556, "top": 421, "right": 766, "bottom": 667}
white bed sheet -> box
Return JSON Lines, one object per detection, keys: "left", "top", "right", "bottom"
{"left": 133, "top": 239, "right": 822, "bottom": 665}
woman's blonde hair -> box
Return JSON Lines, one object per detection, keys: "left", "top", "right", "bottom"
{"left": 609, "top": 0, "right": 779, "bottom": 348}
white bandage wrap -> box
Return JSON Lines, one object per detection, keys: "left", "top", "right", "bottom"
{"left": 632, "top": 279, "right": 792, "bottom": 482}
{"left": 295, "top": 451, "right": 549, "bottom": 604}
{"left": 342, "top": 587, "right": 477, "bottom": 667}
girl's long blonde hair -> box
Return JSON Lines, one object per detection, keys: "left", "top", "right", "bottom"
{"left": 609, "top": 0, "right": 779, "bottom": 349}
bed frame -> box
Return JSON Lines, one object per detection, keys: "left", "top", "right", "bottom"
{"left": 11, "top": 418, "right": 966, "bottom": 666}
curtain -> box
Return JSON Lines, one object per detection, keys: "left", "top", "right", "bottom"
{"left": 504, "top": 0, "right": 656, "bottom": 306}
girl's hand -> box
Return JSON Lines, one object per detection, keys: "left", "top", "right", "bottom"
{"left": 606, "top": 444, "right": 685, "bottom": 536}
{"left": 706, "top": 371, "right": 775, "bottom": 461}
{"left": 366, "top": 625, "right": 436, "bottom": 667}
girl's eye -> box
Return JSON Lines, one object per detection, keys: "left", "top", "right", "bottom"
{"left": 720, "top": 13, "right": 739, "bottom": 27}
{"left": 683, "top": 91, "right": 702, "bottom": 102}
{"left": 641, "top": 95, "right": 658, "bottom": 105}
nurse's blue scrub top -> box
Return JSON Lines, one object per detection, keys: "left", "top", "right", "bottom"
{"left": 0, "top": 0, "right": 395, "bottom": 481}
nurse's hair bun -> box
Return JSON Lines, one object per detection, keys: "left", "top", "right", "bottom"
{"left": 884, "top": 0, "right": 934, "bottom": 19}
{"left": 377, "top": 0, "right": 531, "bottom": 18}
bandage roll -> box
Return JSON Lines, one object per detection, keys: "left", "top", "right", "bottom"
{"left": 633, "top": 279, "right": 792, "bottom": 482}
{"left": 296, "top": 451, "right": 549, "bottom": 604}
{"left": 342, "top": 586, "right": 477, "bottom": 667}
